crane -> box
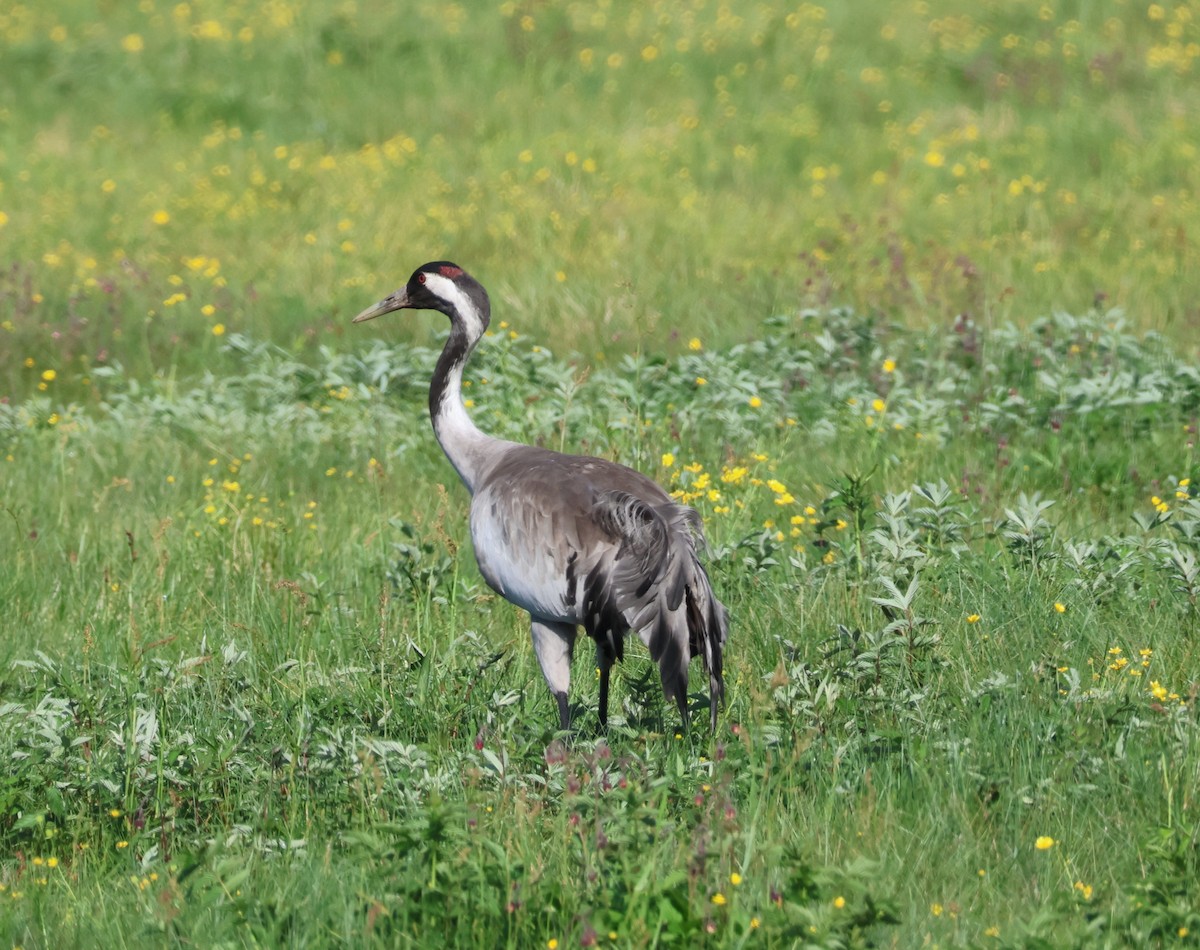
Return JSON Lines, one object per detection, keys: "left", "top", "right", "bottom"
{"left": 354, "top": 262, "right": 728, "bottom": 732}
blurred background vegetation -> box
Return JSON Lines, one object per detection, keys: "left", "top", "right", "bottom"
{"left": 2, "top": 0, "right": 1198, "bottom": 402}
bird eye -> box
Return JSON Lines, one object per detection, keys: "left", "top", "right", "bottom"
{"left": 417, "top": 273, "right": 427, "bottom": 284}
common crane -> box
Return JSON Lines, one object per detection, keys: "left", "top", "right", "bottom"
{"left": 353, "top": 262, "right": 728, "bottom": 732}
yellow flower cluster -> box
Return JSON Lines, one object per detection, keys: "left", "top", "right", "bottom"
{"left": 191, "top": 452, "right": 322, "bottom": 535}
{"left": 766, "top": 478, "right": 794, "bottom": 505}
{"left": 1069, "top": 645, "right": 1188, "bottom": 706}
{"left": 657, "top": 452, "right": 849, "bottom": 561}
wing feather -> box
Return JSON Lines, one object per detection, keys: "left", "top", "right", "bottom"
{"left": 585, "top": 490, "right": 727, "bottom": 724}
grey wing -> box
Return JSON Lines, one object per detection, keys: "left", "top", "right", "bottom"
{"left": 469, "top": 452, "right": 626, "bottom": 621}
{"left": 585, "top": 490, "right": 728, "bottom": 718}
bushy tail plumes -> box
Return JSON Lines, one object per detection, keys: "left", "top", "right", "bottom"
{"left": 587, "top": 492, "right": 728, "bottom": 730}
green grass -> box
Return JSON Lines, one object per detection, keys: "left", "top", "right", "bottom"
{"left": 4, "top": 311, "right": 1200, "bottom": 946}
{"left": 3, "top": 1, "right": 1200, "bottom": 947}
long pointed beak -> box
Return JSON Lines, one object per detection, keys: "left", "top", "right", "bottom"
{"left": 352, "top": 288, "right": 411, "bottom": 323}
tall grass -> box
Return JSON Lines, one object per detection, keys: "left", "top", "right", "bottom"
{"left": 4, "top": 309, "right": 1200, "bottom": 945}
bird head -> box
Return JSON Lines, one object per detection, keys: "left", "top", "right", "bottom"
{"left": 352, "top": 261, "right": 489, "bottom": 330}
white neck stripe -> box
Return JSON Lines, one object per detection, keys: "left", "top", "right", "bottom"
{"left": 423, "top": 272, "right": 486, "bottom": 340}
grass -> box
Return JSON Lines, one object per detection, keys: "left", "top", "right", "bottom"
{"left": 3, "top": 1, "right": 1200, "bottom": 947}
{"left": 4, "top": 312, "right": 1200, "bottom": 946}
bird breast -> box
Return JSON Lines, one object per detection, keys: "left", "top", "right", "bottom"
{"left": 469, "top": 486, "right": 590, "bottom": 623}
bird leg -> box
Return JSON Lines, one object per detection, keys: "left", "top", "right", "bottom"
{"left": 531, "top": 619, "right": 576, "bottom": 731}
{"left": 597, "top": 656, "right": 612, "bottom": 732}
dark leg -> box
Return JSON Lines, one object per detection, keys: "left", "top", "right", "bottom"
{"left": 598, "top": 660, "right": 611, "bottom": 731}
{"left": 555, "top": 691, "right": 570, "bottom": 731}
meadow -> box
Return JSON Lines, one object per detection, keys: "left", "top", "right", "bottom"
{"left": 2, "top": 0, "right": 1200, "bottom": 946}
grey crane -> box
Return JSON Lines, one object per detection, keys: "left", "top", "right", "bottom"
{"left": 353, "top": 262, "right": 728, "bottom": 732}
